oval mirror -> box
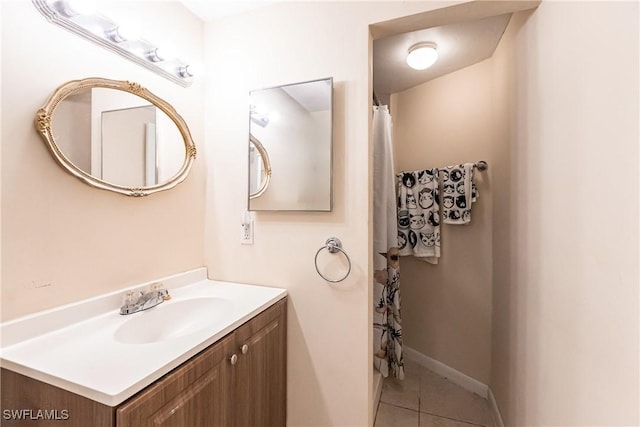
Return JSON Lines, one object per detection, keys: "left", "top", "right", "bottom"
{"left": 249, "top": 134, "right": 272, "bottom": 199}
{"left": 35, "top": 78, "right": 196, "bottom": 196}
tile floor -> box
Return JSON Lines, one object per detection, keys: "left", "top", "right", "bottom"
{"left": 374, "top": 359, "right": 494, "bottom": 427}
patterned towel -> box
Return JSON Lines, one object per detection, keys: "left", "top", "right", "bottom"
{"left": 441, "top": 163, "right": 478, "bottom": 224}
{"left": 396, "top": 169, "right": 440, "bottom": 264}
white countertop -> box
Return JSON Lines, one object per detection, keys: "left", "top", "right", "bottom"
{"left": 0, "top": 268, "right": 287, "bottom": 406}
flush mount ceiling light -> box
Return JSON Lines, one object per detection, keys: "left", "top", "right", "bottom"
{"left": 406, "top": 42, "right": 439, "bottom": 70}
{"left": 32, "top": 0, "right": 198, "bottom": 87}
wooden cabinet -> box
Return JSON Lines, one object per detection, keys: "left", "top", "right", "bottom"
{"left": 233, "top": 298, "right": 287, "bottom": 427}
{"left": 0, "top": 369, "right": 115, "bottom": 427}
{"left": 117, "top": 298, "right": 287, "bottom": 427}
{"left": 1, "top": 298, "right": 287, "bottom": 427}
{"left": 116, "top": 334, "right": 234, "bottom": 427}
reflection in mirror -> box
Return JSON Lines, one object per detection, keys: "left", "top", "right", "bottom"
{"left": 101, "top": 105, "right": 158, "bottom": 187}
{"left": 36, "top": 78, "right": 196, "bottom": 196}
{"left": 249, "top": 135, "right": 271, "bottom": 199}
{"left": 53, "top": 89, "right": 186, "bottom": 189}
{"left": 248, "top": 77, "right": 333, "bottom": 211}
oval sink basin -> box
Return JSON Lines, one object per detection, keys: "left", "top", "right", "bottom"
{"left": 114, "top": 297, "right": 233, "bottom": 344}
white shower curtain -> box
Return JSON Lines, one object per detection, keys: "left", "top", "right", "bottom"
{"left": 372, "top": 105, "right": 404, "bottom": 380}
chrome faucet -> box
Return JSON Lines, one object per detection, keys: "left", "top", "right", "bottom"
{"left": 120, "top": 283, "right": 170, "bottom": 315}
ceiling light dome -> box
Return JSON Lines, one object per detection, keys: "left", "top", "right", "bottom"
{"left": 406, "top": 42, "right": 438, "bottom": 70}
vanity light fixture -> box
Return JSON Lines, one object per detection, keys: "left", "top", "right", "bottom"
{"left": 57, "top": 0, "right": 96, "bottom": 17}
{"left": 406, "top": 42, "right": 439, "bottom": 70}
{"left": 105, "top": 24, "right": 140, "bottom": 43}
{"left": 32, "top": 0, "right": 196, "bottom": 87}
{"left": 147, "top": 46, "right": 175, "bottom": 63}
{"left": 179, "top": 63, "right": 203, "bottom": 78}
{"left": 249, "top": 105, "right": 270, "bottom": 128}
{"left": 105, "top": 26, "right": 127, "bottom": 43}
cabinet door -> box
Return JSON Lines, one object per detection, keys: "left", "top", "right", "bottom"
{"left": 233, "top": 299, "right": 287, "bottom": 427}
{"left": 117, "top": 334, "right": 235, "bottom": 427}
{"left": 1, "top": 368, "right": 115, "bottom": 427}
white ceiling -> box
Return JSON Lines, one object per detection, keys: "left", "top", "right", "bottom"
{"left": 373, "top": 13, "right": 512, "bottom": 98}
{"left": 180, "top": 0, "right": 280, "bottom": 22}
{"left": 180, "top": 1, "right": 513, "bottom": 103}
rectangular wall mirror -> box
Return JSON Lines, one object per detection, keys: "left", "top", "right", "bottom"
{"left": 248, "top": 77, "right": 333, "bottom": 211}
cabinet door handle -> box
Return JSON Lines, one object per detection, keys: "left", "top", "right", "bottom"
{"left": 241, "top": 344, "right": 249, "bottom": 354}
{"left": 230, "top": 354, "right": 238, "bottom": 365}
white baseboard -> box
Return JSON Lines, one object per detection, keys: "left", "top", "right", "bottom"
{"left": 403, "top": 346, "right": 488, "bottom": 398}
{"left": 488, "top": 387, "right": 505, "bottom": 427}
{"left": 402, "top": 347, "right": 506, "bottom": 425}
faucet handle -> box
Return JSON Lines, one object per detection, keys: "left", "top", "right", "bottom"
{"left": 150, "top": 282, "right": 164, "bottom": 291}
{"left": 150, "top": 282, "right": 171, "bottom": 300}
{"left": 123, "top": 290, "right": 139, "bottom": 306}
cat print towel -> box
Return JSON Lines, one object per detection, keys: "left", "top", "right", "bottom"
{"left": 396, "top": 168, "right": 440, "bottom": 264}
{"left": 441, "top": 163, "right": 478, "bottom": 224}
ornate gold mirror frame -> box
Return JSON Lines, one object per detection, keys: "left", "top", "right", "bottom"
{"left": 249, "top": 134, "right": 272, "bottom": 199}
{"left": 35, "top": 77, "right": 197, "bottom": 197}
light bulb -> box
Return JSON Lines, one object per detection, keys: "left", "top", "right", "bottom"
{"left": 406, "top": 42, "right": 438, "bottom": 70}
{"left": 116, "top": 23, "right": 140, "bottom": 42}
{"left": 154, "top": 45, "right": 175, "bottom": 61}
{"left": 180, "top": 62, "right": 204, "bottom": 78}
{"left": 268, "top": 111, "right": 280, "bottom": 122}
{"left": 106, "top": 24, "right": 140, "bottom": 43}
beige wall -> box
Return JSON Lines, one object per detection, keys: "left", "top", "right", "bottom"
{"left": 202, "top": 2, "right": 462, "bottom": 426}
{"left": 0, "top": 1, "right": 206, "bottom": 321}
{"left": 4, "top": 1, "right": 636, "bottom": 425}
{"left": 491, "top": 3, "right": 639, "bottom": 425}
{"left": 390, "top": 58, "right": 494, "bottom": 384}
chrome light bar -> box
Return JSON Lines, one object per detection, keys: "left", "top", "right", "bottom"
{"left": 32, "top": 0, "right": 196, "bottom": 87}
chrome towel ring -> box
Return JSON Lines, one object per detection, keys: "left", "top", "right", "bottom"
{"left": 314, "top": 237, "right": 352, "bottom": 283}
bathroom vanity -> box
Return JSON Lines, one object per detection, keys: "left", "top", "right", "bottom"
{"left": 0, "top": 269, "right": 287, "bottom": 427}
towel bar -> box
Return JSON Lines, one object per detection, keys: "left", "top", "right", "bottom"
{"left": 314, "top": 237, "right": 352, "bottom": 283}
